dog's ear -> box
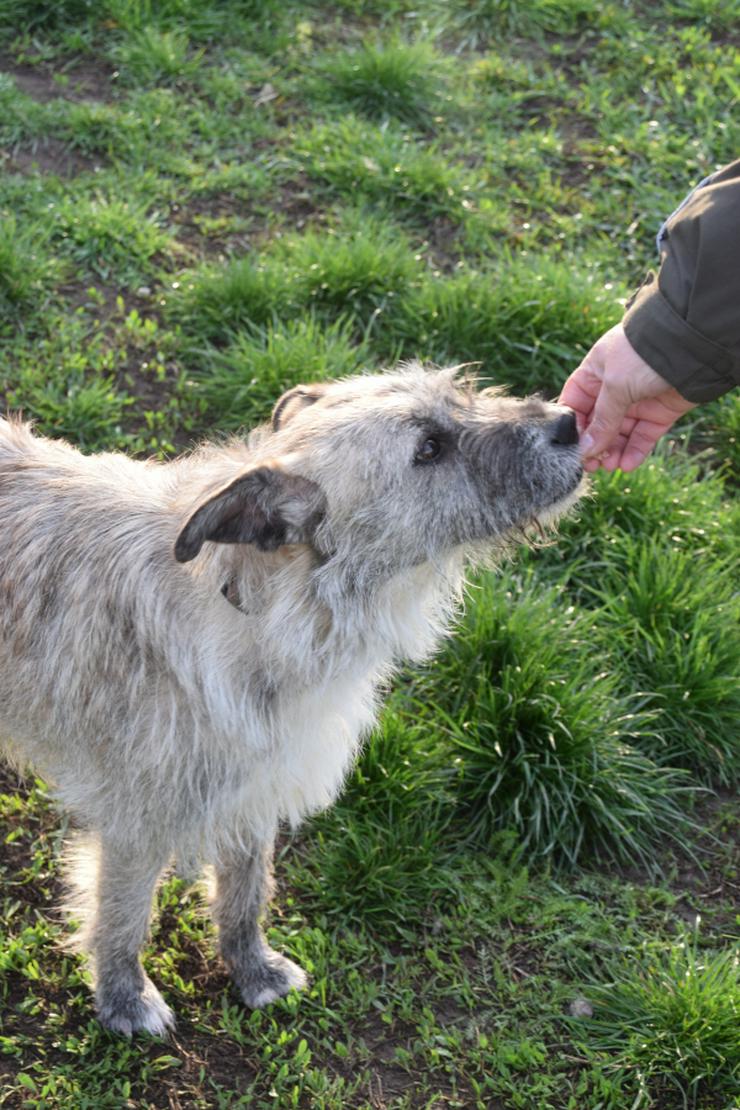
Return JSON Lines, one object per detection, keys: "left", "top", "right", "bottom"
{"left": 175, "top": 465, "right": 326, "bottom": 563}
{"left": 272, "top": 384, "right": 327, "bottom": 431}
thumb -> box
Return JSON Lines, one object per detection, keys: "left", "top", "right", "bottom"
{"left": 580, "top": 378, "right": 630, "bottom": 458}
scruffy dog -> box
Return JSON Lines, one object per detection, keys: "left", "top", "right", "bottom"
{"left": 0, "top": 364, "right": 582, "bottom": 1035}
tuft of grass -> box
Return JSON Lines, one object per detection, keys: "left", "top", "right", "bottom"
{"left": 297, "top": 117, "right": 478, "bottom": 225}
{"left": 590, "top": 539, "right": 740, "bottom": 787}
{"left": 574, "top": 935, "right": 740, "bottom": 1108}
{"left": 413, "top": 572, "right": 695, "bottom": 868}
{"left": 172, "top": 218, "right": 420, "bottom": 343}
{"left": 51, "top": 194, "right": 172, "bottom": 283}
{"left": 445, "top": 0, "right": 604, "bottom": 45}
{"left": 522, "top": 447, "right": 737, "bottom": 600}
{"left": 0, "top": 0, "right": 94, "bottom": 31}
{"left": 379, "top": 257, "right": 622, "bottom": 391}
{"left": 113, "top": 25, "right": 205, "bottom": 85}
{"left": 0, "top": 215, "right": 58, "bottom": 315}
{"left": 690, "top": 392, "right": 740, "bottom": 483}
{"left": 300, "top": 711, "right": 457, "bottom": 930}
{"left": 313, "top": 38, "right": 447, "bottom": 127}
{"left": 666, "top": 0, "right": 740, "bottom": 34}
{"left": 191, "top": 317, "right": 369, "bottom": 431}
{"left": 277, "top": 218, "right": 419, "bottom": 323}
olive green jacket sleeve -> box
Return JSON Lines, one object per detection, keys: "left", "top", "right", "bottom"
{"left": 622, "top": 159, "right": 740, "bottom": 402}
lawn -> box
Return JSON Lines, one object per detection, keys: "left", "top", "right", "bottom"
{"left": 0, "top": 1, "right": 738, "bottom": 1107}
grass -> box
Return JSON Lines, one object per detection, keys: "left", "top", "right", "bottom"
{"left": 0, "top": 0, "right": 738, "bottom": 1106}
{"left": 573, "top": 934, "right": 740, "bottom": 1108}
{"left": 409, "top": 572, "right": 697, "bottom": 868}
{"left": 592, "top": 540, "right": 740, "bottom": 787}
{"left": 312, "top": 38, "right": 448, "bottom": 127}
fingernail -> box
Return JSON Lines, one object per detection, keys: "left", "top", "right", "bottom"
{"left": 581, "top": 433, "right": 594, "bottom": 455}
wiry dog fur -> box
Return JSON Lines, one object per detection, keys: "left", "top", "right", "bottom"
{"left": 0, "top": 363, "right": 583, "bottom": 1034}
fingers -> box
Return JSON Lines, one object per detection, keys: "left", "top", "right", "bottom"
{"left": 579, "top": 376, "right": 632, "bottom": 460}
{"left": 618, "top": 419, "right": 675, "bottom": 472}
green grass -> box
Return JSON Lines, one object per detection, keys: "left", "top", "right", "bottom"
{"left": 0, "top": 0, "right": 739, "bottom": 1105}
{"left": 312, "top": 38, "right": 448, "bottom": 127}
{"left": 573, "top": 934, "right": 740, "bottom": 1108}
{"left": 592, "top": 540, "right": 740, "bottom": 787}
{"left": 410, "top": 572, "right": 697, "bottom": 869}
{"left": 112, "top": 25, "right": 205, "bottom": 86}
{"left": 0, "top": 215, "right": 59, "bottom": 315}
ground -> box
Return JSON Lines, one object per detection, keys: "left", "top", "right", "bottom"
{"left": 0, "top": 1, "right": 738, "bottom": 1107}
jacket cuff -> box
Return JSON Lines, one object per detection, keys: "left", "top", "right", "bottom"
{"left": 623, "top": 275, "right": 740, "bottom": 403}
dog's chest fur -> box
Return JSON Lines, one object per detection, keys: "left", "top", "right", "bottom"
{"left": 179, "top": 556, "right": 463, "bottom": 848}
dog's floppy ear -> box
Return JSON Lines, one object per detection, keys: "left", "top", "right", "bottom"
{"left": 175, "top": 465, "right": 326, "bottom": 563}
{"left": 272, "top": 383, "right": 327, "bottom": 431}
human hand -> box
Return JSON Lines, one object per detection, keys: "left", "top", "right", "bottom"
{"left": 559, "top": 323, "right": 696, "bottom": 472}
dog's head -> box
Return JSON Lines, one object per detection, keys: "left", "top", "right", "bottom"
{"left": 175, "top": 364, "right": 584, "bottom": 573}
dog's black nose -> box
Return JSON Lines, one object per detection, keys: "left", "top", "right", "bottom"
{"left": 550, "top": 410, "right": 578, "bottom": 447}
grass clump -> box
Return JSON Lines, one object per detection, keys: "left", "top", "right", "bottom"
{"left": 414, "top": 572, "right": 694, "bottom": 868}
{"left": 380, "top": 257, "right": 621, "bottom": 391}
{"left": 691, "top": 392, "right": 740, "bottom": 482}
{"left": 192, "top": 317, "right": 369, "bottom": 430}
{"left": 172, "top": 257, "right": 289, "bottom": 340}
{"left": 278, "top": 219, "right": 419, "bottom": 322}
{"left": 173, "top": 219, "right": 420, "bottom": 343}
{"left": 524, "top": 448, "right": 736, "bottom": 599}
{"left": 52, "top": 194, "right": 171, "bottom": 283}
{"left": 112, "top": 25, "right": 204, "bottom": 85}
{"left": 575, "top": 936, "right": 740, "bottom": 1108}
{"left": 0, "top": 0, "right": 94, "bottom": 31}
{"left": 300, "top": 711, "right": 457, "bottom": 929}
{"left": 592, "top": 539, "right": 740, "bottom": 787}
{"left": 313, "top": 38, "right": 447, "bottom": 127}
{"left": 297, "top": 117, "right": 477, "bottom": 224}
{"left": 0, "top": 215, "right": 58, "bottom": 316}
{"left": 446, "top": 0, "right": 604, "bottom": 45}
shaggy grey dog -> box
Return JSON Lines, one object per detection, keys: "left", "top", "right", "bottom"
{"left": 0, "top": 364, "right": 582, "bottom": 1035}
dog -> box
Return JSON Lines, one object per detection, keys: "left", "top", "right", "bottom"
{"left": 0, "top": 363, "right": 583, "bottom": 1034}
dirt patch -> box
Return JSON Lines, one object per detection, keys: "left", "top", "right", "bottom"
{"left": 613, "top": 789, "right": 740, "bottom": 939}
{"left": 173, "top": 174, "right": 321, "bottom": 262}
{"left": 1, "top": 136, "right": 101, "bottom": 177}
{"left": 0, "top": 53, "right": 116, "bottom": 104}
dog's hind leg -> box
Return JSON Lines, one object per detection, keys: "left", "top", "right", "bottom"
{"left": 212, "top": 836, "right": 307, "bottom": 1008}
{"left": 67, "top": 834, "right": 174, "bottom": 1036}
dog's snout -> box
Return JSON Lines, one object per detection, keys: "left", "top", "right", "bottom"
{"left": 549, "top": 410, "right": 578, "bottom": 447}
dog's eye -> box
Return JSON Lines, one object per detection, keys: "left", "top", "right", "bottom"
{"left": 414, "top": 436, "right": 443, "bottom": 465}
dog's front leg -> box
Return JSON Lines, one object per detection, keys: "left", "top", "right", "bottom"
{"left": 86, "top": 838, "right": 174, "bottom": 1036}
{"left": 212, "top": 837, "right": 307, "bottom": 1008}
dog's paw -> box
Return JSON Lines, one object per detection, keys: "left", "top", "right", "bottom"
{"left": 236, "top": 949, "right": 307, "bottom": 1009}
{"left": 97, "top": 976, "right": 175, "bottom": 1037}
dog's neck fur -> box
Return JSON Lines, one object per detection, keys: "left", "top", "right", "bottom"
{"left": 201, "top": 537, "right": 467, "bottom": 684}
